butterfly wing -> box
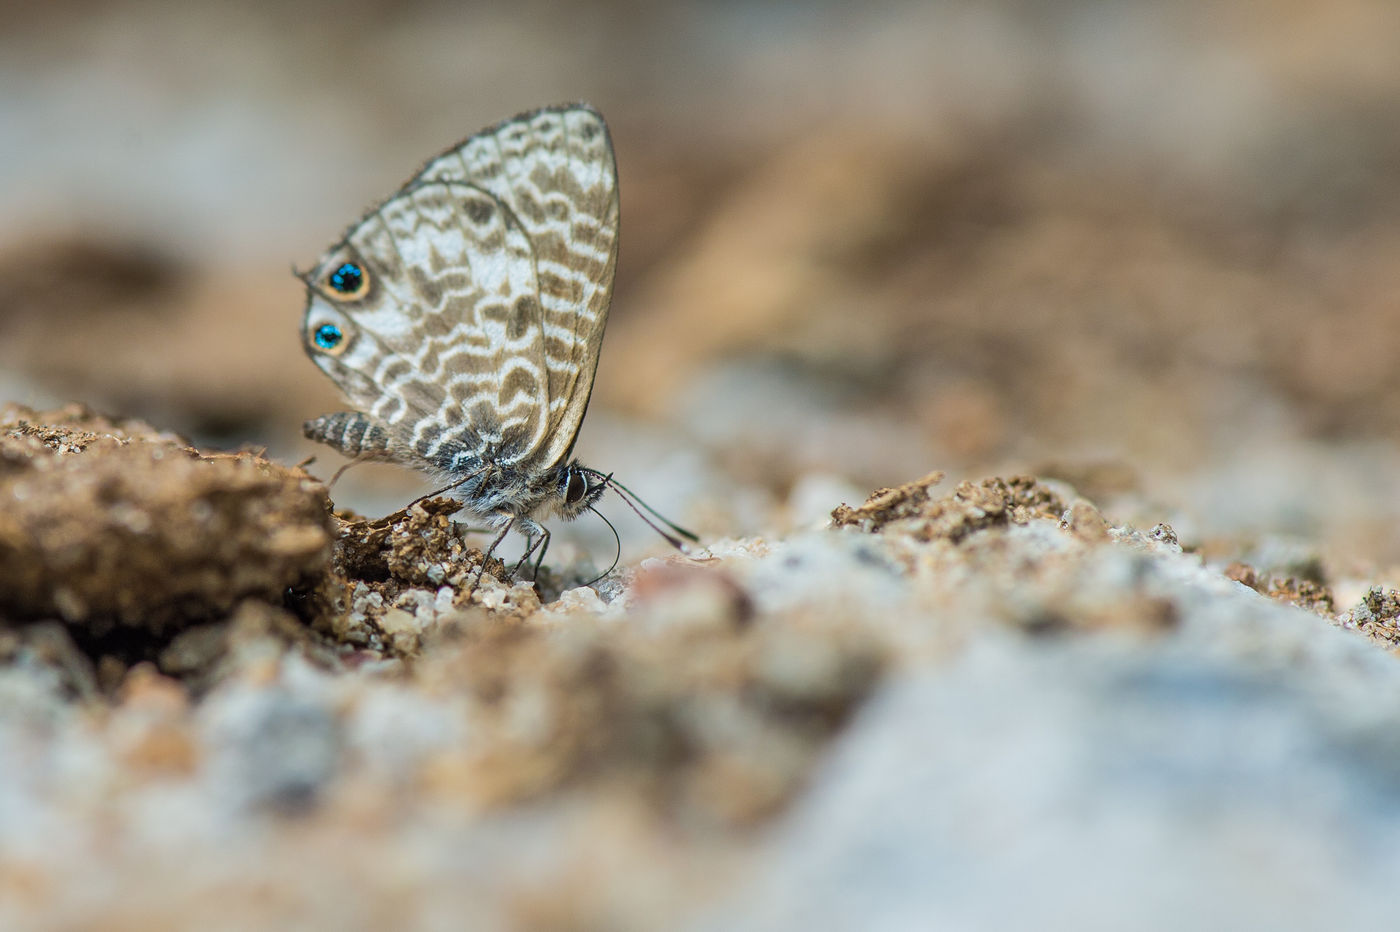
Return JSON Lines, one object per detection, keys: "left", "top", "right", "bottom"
{"left": 302, "top": 177, "right": 552, "bottom": 474}
{"left": 303, "top": 104, "right": 619, "bottom": 478}
{"left": 412, "top": 104, "right": 619, "bottom": 471}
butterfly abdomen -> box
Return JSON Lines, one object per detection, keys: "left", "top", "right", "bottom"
{"left": 304, "top": 411, "right": 392, "bottom": 460}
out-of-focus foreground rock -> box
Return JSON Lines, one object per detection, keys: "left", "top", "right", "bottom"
{"left": 3, "top": 405, "right": 1400, "bottom": 929}
{"left": 0, "top": 404, "right": 331, "bottom": 630}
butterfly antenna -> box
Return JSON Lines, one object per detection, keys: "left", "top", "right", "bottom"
{"left": 589, "top": 471, "right": 700, "bottom": 544}
{"left": 582, "top": 504, "right": 622, "bottom": 586}
{"left": 595, "top": 482, "right": 692, "bottom": 551}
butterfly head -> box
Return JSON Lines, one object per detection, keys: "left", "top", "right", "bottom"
{"left": 556, "top": 462, "right": 608, "bottom": 520}
{"left": 564, "top": 467, "right": 700, "bottom": 553}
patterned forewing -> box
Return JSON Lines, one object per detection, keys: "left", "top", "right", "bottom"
{"left": 307, "top": 181, "right": 551, "bottom": 469}
{"left": 415, "top": 105, "right": 619, "bottom": 469}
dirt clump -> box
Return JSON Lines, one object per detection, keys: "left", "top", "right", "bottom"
{"left": 1225, "top": 563, "right": 1337, "bottom": 617}
{"left": 0, "top": 404, "right": 333, "bottom": 634}
{"left": 1336, "top": 586, "right": 1400, "bottom": 650}
{"left": 323, "top": 497, "right": 537, "bottom": 657}
{"left": 831, "top": 471, "right": 1068, "bottom": 542}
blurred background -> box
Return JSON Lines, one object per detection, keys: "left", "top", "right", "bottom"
{"left": 4, "top": 0, "right": 1400, "bottom": 572}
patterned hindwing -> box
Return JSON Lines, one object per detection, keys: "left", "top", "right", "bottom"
{"left": 301, "top": 180, "right": 552, "bottom": 473}
{"left": 413, "top": 104, "right": 620, "bottom": 471}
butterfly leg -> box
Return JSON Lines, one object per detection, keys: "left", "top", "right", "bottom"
{"left": 530, "top": 530, "right": 552, "bottom": 581}
{"left": 511, "top": 520, "right": 550, "bottom": 580}
{"left": 511, "top": 529, "right": 552, "bottom": 581}
{"left": 468, "top": 516, "right": 515, "bottom": 593}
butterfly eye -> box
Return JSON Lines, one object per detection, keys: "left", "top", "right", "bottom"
{"left": 326, "top": 261, "right": 369, "bottom": 299}
{"left": 312, "top": 322, "right": 346, "bottom": 354}
{"left": 565, "top": 470, "right": 588, "bottom": 504}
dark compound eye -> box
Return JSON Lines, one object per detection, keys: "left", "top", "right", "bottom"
{"left": 565, "top": 471, "right": 588, "bottom": 504}
{"left": 327, "top": 261, "right": 367, "bottom": 297}
{"left": 313, "top": 323, "right": 343, "bottom": 351}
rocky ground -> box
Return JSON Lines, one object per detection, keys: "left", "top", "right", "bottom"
{"left": 6, "top": 0, "right": 1400, "bottom": 928}
{"left": 4, "top": 404, "right": 1400, "bottom": 929}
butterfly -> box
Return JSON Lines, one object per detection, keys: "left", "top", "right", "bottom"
{"left": 297, "top": 103, "right": 693, "bottom": 576}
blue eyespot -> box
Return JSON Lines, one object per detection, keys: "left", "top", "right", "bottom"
{"left": 328, "top": 261, "right": 365, "bottom": 295}
{"left": 314, "top": 323, "right": 343, "bottom": 350}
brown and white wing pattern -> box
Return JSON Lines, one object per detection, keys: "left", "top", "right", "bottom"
{"left": 300, "top": 102, "right": 624, "bottom": 541}
{"left": 301, "top": 178, "right": 550, "bottom": 474}
{"left": 412, "top": 104, "right": 619, "bottom": 471}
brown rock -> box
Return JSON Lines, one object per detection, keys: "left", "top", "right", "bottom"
{"left": 832, "top": 472, "right": 1067, "bottom": 543}
{"left": 0, "top": 404, "right": 333, "bottom": 631}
